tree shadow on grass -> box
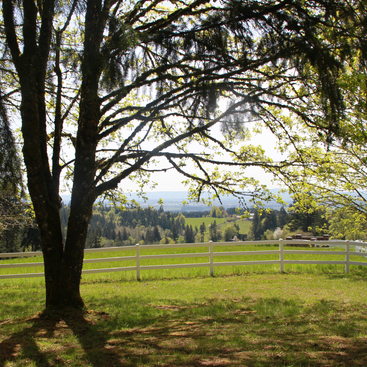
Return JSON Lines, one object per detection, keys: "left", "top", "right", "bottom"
{"left": 103, "top": 297, "right": 367, "bottom": 367}
{"left": 0, "top": 309, "right": 125, "bottom": 367}
{"left": 1, "top": 297, "right": 367, "bottom": 367}
{"left": 0, "top": 315, "right": 58, "bottom": 367}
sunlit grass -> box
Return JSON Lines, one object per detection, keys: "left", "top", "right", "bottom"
{"left": 1, "top": 244, "right": 366, "bottom": 280}
{"left": 184, "top": 217, "right": 228, "bottom": 227}
{"left": 184, "top": 216, "right": 252, "bottom": 235}
{"left": 1, "top": 273, "right": 367, "bottom": 366}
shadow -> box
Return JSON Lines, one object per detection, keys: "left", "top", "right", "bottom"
{"left": 63, "top": 310, "right": 124, "bottom": 367}
{"left": 1, "top": 297, "right": 367, "bottom": 366}
{"left": 326, "top": 271, "right": 367, "bottom": 282}
{"left": 0, "top": 310, "right": 125, "bottom": 367}
{"left": 101, "top": 297, "right": 367, "bottom": 367}
{"left": 0, "top": 314, "right": 59, "bottom": 367}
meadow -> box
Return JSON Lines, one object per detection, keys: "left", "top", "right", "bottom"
{"left": 1, "top": 245, "right": 367, "bottom": 366}
{"left": 184, "top": 216, "right": 252, "bottom": 235}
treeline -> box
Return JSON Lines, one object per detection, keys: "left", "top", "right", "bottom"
{"left": 84, "top": 205, "right": 248, "bottom": 247}
{"left": 85, "top": 206, "right": 188, "bottom": 247}
{"left": 0, "top": 202, "right": 329, "bottom": 252}
{"left": 0, "top": 196, "right": 40, "bottom": 253}
{"left": 0, "top": 204, "right": 227, "bottom": 252}
{"left": 250, "top": 205, "right": 328, "bottom": 240}
{"left": 0, "top": 224, "right": 40, "bottom": 253}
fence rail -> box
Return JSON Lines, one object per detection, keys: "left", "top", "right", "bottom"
{"left": 0, "top": 240, "right": 367, "bottom": 280}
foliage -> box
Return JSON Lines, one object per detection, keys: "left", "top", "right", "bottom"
{"left": 250, "top": 208, "right": 278, "bottom": 240}
{"left": 209, "top": 220, "right": 222, "bottom": 242}
{"left": 264, "top": 2, "right": 367, "bottom": 236}
{"left": 0, "top": 92, "right": 21, "bottom": 196}
{"left": 209, "top": 206, "right": 227, "bottom": 218}
{"left": 84, "top": 206, "right": 250, "bottom": 247}
{"left": 327, "top": 206, "right": 367, "bottom": 240}
{"left": 0, "top": 92, "right": 37, "bottom": 252}
{"left": 250, "top": 203, "right": 329, "bottom": 239}
{"left": 286, "top": 193, "right": 328, "bottom": 234}
{"left": 223, "top": 224, "right": 239, "bottom": 241}
{"left": 1, "top": 0, "right": 356, "bottom": 308}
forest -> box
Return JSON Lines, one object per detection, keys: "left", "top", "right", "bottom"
{"left": 0, "top": 199, "right": 342, "bottom": 253}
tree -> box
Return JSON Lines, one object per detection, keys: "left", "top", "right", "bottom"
{"left": 250, "top": 209, "right": 281, "bottom": 239}
{"left": 0, "top": 90, "right": 19, "bottom": 230}
{"left": 209, "top": 220, "right": 222, "bottom": 242}
{"left": 1, "top": 0, "right": 351, "bottom": 310}
{"left": 184, "top": 224, "right": 196, "bottom": 243}
{"left": 324, "top": 206, "right": 367, "bottom": 240}
{"left": 153, "top": 226, "right": 162, "bottom": 243}
{"left": 199, "top": 222, "right": 206, "bottom": 242}
{"left": 224, "top": 225, "right": 238, "bottom": 241}
{"left": 251, "top": 210, "right": 262, "bottom": 240}
{"left": 286, "top": 193, "right": 328, "bottom": 234}
{"left": 21, "top": 227, "right": 41, "bottom": 252}
{"left": 261, "top": 2, "right": 367, "bottom": 234}
{"left": 277, "top": 207, "right": 288, "bottom": 228}
{"left": 209, "top": 206, "right": 226, "bottom": 218}
{"left": 0, "top": 90, "right": 33, "bottom": 251}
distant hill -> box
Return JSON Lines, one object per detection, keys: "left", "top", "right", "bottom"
{"left": 123, "top": 190, "right": 291, "bottom": 211}
{"left": 61, "top": 189, "right": 291, "bottom": 211}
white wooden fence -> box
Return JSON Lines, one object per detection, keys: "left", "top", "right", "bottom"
{"left": 0, "top": 240, "right": 367, "bottom": 280}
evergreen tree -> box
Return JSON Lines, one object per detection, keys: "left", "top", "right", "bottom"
{"left": 184, "top": 225, "right": 196, "bottom": 243}
{"left": 209, "top": 221, "right": 222, "bottom": 242}
{"left": 224, "top": 225, "right": 239, "bottom": 241}
{"left": 199, "top": 222, "right": 206, "bottom": 242}
{"left": 251, "top": 210, "right": 262, "bottom": 240}
{"left": 153, "top": 226, "right": 161, "bottom": 243}
{"left": 277, "top": 207, "right": 288, "bottom": 228}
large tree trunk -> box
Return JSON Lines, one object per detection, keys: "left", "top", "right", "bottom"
{"left": 46, "top": 0, "right": 107, "bottom": 310}
{"left": 19, "top": 76, "right": 68, "bottom": 309}
{"left": 4, "top": 0, "right": 108, "bottom": 311}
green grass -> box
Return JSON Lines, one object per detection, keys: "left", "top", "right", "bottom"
{"left": 185, "top": 216, "right": 228, "bottom": 227}
{"left": 184, "top": 216, "right": 252, "bottom": 234}
{"left": 232, "top": 219, "right": 252, "bottom": 233}
{"left": 1, "top": 244, "right": 366, "bottom": 280}
{"left": 1, "top": 273, "right": 367, "bottom": 366}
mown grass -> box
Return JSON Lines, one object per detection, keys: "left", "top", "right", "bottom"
{"left": 1, "top": 273, "right": 367, "bottom": 366}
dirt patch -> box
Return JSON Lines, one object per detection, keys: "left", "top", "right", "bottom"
{"left": 199, "top": 357, "right": 232, "bottom": 366}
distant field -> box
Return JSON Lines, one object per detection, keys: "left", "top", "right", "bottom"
{"left": 185, "top": 216, "right": 252, "bottom": 234}
{"left": 184, "top": 216, "right": 228, "bottom": 227}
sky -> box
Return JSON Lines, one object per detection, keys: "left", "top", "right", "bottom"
{"left": 135, "top": 127, "right": 283, "bottom": 192}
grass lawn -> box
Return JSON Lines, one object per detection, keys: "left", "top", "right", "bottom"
{"left": 1, "top": 271, "right": 367, "bottom": 366}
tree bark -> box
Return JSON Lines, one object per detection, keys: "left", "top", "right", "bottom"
{"left": 52, "top": 0, "right": 108, "bottom": 309}
{"left": 2, "top": 0, "right": 95, "bottom": 310}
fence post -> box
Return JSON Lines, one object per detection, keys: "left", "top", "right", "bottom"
{"left": 279, "top": 241, "right": 284, "bottom": 273}
{"left": 136, "top": 243, "right": 141, "bottom": 281}
{"left": 209, "top": 242, "right": 214, "bottom": 277}
{"left": 345, "top": 242, "right": 350, "bottom": 274}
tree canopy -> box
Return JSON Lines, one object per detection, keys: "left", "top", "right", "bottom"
{"left": 0, "top": 90, "right": 26, "bottom": 234}
{"left": 0, "top": 0, "right": 356, "bottom": 310}
{"left": 268, "top": 1, "right": 367, "bottom": 237}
